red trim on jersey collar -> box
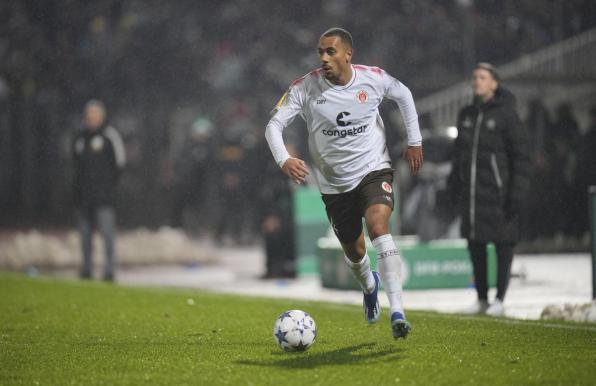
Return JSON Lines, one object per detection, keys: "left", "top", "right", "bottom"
{"left": 353, "top": 64, "right": 384, "bottom": 75}
{"left": 291, "top": 68, "right": 322, "bottom": 86}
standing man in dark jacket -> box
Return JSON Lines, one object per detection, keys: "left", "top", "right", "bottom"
{"left": 447, "top": 63, "right": 530, "bottom": 317}
{"left": 72, "top": 100, "right": 126, "bottom": 281}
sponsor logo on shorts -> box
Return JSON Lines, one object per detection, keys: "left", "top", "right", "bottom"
{"left": 381, "top": 181, "right": 393, "bottom": 193}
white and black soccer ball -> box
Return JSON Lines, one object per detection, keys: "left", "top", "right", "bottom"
{"left": 272, "top": 310, "right": 317, "bottom": 352}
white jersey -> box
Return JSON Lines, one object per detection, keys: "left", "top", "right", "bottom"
{"left": 265, "top": 64, "right": 422, "bottom": 194}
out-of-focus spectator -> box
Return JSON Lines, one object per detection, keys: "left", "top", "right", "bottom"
{"left": 548, "top": 103, "right": 582, "bottom": 237}
{"left": 214, "top": 141, "right": 246, "bottom": 244}
{"left": 169, "top": 116, "right": 214, "bottom": 230}
{"left": 245, "top": 127, "right": 273, "bottom": 238}
{"left": 213, "top": 100, "right": 253, "bottom": 244}
{"left": 405, "top": 130, "right": 455, "bottom": 241}
{"left": 576, "top": 105, "right": 596, "bottom": 235}
{"left": 72, "top": 100, "right": 126, "bottom": 281}
{"left": 447, "top": 63, "right": 530, "bottom": 317}
{"left": 257, "top": 141, "right": 296, "bottom": 279}
{"left": 523, "top": 98, "right": 551, "bottom": 240}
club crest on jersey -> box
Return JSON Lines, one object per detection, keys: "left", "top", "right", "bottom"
{"left": 381, "top": 181, "right": 393, "bottom": 193}
{"left": 90, "top": 136, "right": 104, "bottom": 152}
{"left": 356, "top": 90, "right": 368, "bottom": 103}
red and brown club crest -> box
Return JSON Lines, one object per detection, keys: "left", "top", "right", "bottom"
{"left": 381, "top": 181, "right": 393, "bottom": 193}
{"left": 357, "top": 90, "right": 368, "bottom": 103}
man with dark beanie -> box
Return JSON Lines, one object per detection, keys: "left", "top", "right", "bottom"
{"left": 447, "top": 63, "right": 531, "bottom": 317}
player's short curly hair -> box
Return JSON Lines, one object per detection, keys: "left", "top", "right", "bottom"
{"left": 321, "top": 27, "right": 353, "bottom": 48}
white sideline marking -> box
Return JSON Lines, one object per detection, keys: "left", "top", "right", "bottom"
{"left": 419, "top": 312, "right": 596, "bottom": 332}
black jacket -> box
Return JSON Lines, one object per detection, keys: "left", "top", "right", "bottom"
{"left": 72, "top": 124, "right": 126, "bottom": 208}
{"left": 447, "top": 87, "right": 531, "bottom": 243}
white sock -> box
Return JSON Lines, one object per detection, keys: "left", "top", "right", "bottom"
{"left": 344, "top": 254, "right": 376, "bottom": 294}
{"left": 372, "top": 234, "right": 405, "bottom": 316}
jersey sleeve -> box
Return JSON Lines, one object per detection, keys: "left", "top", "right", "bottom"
{"left": 265, "top": 82, "right": 304, "bottom": 167}
{"left": 382, "top": 72, "right": 422, "bottom": 146}
{"left": 104, "top": 126, "right": 126, "bottom": 169}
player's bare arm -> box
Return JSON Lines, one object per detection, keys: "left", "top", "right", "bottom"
{"left": 404, "top": 145, "right": 423, "bottom": 175}
{"left": 281, "top": 157, "right": 309, "bottom": 184}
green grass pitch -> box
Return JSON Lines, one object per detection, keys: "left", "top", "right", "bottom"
{"left": 1, "top": 272, "right": 594, "bottom": 385}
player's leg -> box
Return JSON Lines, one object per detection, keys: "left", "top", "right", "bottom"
{"left": 340, "top": 233, "right": 377, "bottom": 294}
{"left": 340, "top": 233, "right": 381, "bottom": 324}
{"left": 365, "top": 204, "right": 402, "bottom": 316}
{"left": 322, "top": 192, "right": 380, "bottom": 323}
{"left": 360, "top": 168, "right": 410, "bottom": 338}
{"left": 340, "top": 232, "right": 374, "bottom": 293}
{"left": 323, "top": 192, "right": 374, "bottom": 290}
{"left": 78, "top": 207, "right": 94, "bottom": 279}
{"left": 365, "top": 204, "right": 411, "bottom": 339}
{"left": 466, "top": 240, "right": 489, "bottom": 314}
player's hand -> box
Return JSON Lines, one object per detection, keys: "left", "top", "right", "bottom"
{"left": 404, "top": 145, "right": 423, "bottom": 176}
{"left": 281, "top": 157, "right": 309, "bottom": 184}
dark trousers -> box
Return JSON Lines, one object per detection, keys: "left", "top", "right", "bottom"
{"left": 468, "top": 241, "right": 514, "bottom": 301}
{"left": 78, "top": 206, "right": 117, "bottom": 279}
{"left": 264, "top": 230, "right": 295, "bottom": 277}
{"left": 262, "top": 210, "right": 295, "bottom": 278}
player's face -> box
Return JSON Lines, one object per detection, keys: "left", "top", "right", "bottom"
{"left": 318, "top": 36, "right": 352, "bottom": 84}
{"left": 472, "top": 69, "right": 498, "bottom": 101}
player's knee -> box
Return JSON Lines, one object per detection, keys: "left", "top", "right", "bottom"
{"left": 365, "top": 205, "right": 391, "bottom": 240}
{"left": 367, "top": 223, "right": 389, "bottom": 241}
{"left": 345, "top": 247, "right": 366, "bottom": 262}
{"left": 342, "top": 241, "right": 366, "bottom": 261}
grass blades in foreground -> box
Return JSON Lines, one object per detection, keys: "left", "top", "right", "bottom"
{"left": 1, "top": 272, "right": 595, "bottom": 385}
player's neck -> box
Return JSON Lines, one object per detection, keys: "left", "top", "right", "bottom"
{"left": 330, "top": 65, "right": 353, "bottom": 86}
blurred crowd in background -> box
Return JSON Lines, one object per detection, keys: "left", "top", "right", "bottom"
{"left": 1, "top": 0, "right": 596, "bottom": 248}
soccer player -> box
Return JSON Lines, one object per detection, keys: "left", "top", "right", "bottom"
{"left": 265, "top": 28, "right": 423, "bottom": 339}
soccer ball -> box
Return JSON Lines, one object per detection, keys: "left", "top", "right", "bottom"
{"left": 272, "top": 310, "right": 317, "bottom": 352}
